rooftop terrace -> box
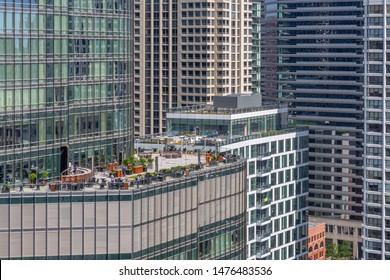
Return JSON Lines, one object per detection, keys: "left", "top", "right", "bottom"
{"left": 1, "top": 153, "right": 243, "bottom": 194}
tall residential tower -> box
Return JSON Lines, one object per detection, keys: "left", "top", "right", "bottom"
{"left": 362, "top": 0, "right": 390, "bottom": 260}
{"left": 134, "top": 0, "right": 252, "bottom": 136}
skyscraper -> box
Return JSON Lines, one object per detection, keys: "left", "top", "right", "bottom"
{"left": 252, "top": 0, "right": 262, "bottom": 95}
{"left": 0, "top": 1, "right": 134, "bottom": 184}
{"left": 134, "top": 0, "right": 252, "bottom": 136}
{"left": 262, "top": 0, "right": 365, "bottom": 258}
{"left": 362, "top": 0, "right": 390, "bottom": 260}
{"left": 167, "top": 94, "right": 310, "bottom": 260}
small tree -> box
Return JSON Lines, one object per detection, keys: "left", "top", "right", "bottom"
{"left": 338, "top": 241, "right": 353, "bottom": 260}
{"left": 147, "top": 157, "right": 154, "bottom": 165}
{"left": 41, "top": 170, "right": 49, "bottom": 185}
{"left": 326, "top": 242, "right": 353, "bottom": 260}
{"left": 325, "top": 243, "right": 338, "bottom": 259}
{"left": 42, "top": 170, "right": 49, "bottom": 180}
{"left": 2, "top": 183, "right": 10, "bottom": 193}
{"left": 29, "top": 173, "right": 37, "bottom": 187}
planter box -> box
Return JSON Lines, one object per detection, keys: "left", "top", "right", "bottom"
{"left": 116, "top": 169, "right": 123, "bottom": 177}
{"left": 133, "top": 166, "right": 143, "bottom": 174}
{"left": 123, "top": 182, "right": 129, "bottom": 190}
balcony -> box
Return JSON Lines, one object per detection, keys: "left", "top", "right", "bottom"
{"left": 256, "top": 248, "right": 271, "bottom": 258}
{"left": 257, "top": 167, "right": 272, "bottom": 175}
{"left": 256, "top": 182, "right": 271, "bottom": 192}
{"left": 256, "top": 215, "right": 271, "bottom": 224}
{"left": 257, "top": 151, "right": 271, "bottom": 159}
{"left": 256, "top": 199, "right": 271, "bottom": 208}
{"left": 256, "top": 230, "right": 272, "bottom": 241}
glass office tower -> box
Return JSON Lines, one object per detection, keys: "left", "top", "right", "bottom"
{"left": 262, "top": 0, "right": 365, "bottom": 258}
{"left": 0, "top": 1, "right": 133, "bottom": 184}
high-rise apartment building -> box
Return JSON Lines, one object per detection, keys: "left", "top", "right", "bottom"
{"left": 0, "top": 1, "right": 134, "bottom": 183}
{"left": 261, "top": 0, "right": 365, "bottom": 258}
{"left": 134, "top": 0, "right": 252, "bottom": 136}
{"left": 362, "top": 0, "right": 390, "bottom": 260}
{"left": 167, "top": 95, "right": 310, "bottom": 260}
{"left": 252, "top": 0, "right": 261, "bottom": 95}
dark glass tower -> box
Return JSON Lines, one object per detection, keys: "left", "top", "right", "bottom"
{"left": 262, "top": 0, "right": 365, "bottom": 258}
{"left": 0, "top": 0, "right": 133, "bottom": 184}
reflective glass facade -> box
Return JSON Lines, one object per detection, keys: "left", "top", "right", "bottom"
{"left": 167, "top": 104, "right": 288, "bottom": 138}
{"left": 262, "top": 0, "right": 365, "bottom": 258}
{"left": 0, "top": 1, "right": 134, "bottom": 184}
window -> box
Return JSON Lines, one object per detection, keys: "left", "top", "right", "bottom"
{"left": 275, "top": 156, "right": 280, "bottom": 169}
{"left": 248, "top": 161, "right": 255, "bottom": 175}
{"left": 369, "top": 5, "right": 383, "bottom": 14}
{"left": 274, "top": 187, "right": 280, "bottom": 200}
{"left": 278, "top": 140, "right": 284, "bottom": 153}
{"left": 282, "top": 185, "right": 288, "bottom": 199}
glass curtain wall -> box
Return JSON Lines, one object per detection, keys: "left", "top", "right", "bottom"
{"left": 0, "top": 0, "right": 133, "bottom": 185}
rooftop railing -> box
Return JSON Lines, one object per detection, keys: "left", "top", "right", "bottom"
{"left": 1, "top": 154, "right": 245, "bottom": 194}
{"left": 167, "top": 102, "right": 286, "bottom": 115}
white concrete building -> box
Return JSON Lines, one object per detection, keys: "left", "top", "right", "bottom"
{"left": 363, "top": 0, "right": 390, "bottom": 260}
{"left": 167, "top": 94, "right": 310, "bottom": 259}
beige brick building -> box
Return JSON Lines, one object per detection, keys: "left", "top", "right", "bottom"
{"left": 134, "top": 0, "right": 252, "bottom": 136}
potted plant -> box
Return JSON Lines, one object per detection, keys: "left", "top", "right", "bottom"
{"left": 122, "top": 158, "right": 130, "bottom": 167}
{"left": 29, "top": 173, "right": 37, "bottom": 188}
{"left": 2, "top": 183, "right": 10, "bottom": 193}
{"left": 132, "top": 158, "right": 144, "bottom": 174}
{"left": 147, "top": 157, "right": 154, "bottom": 168}
{"left": 140, "top": 158, "right": 147, "bottom": 171}
{"left": 41, "top": 170, "right": 49, "bottom": 186}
